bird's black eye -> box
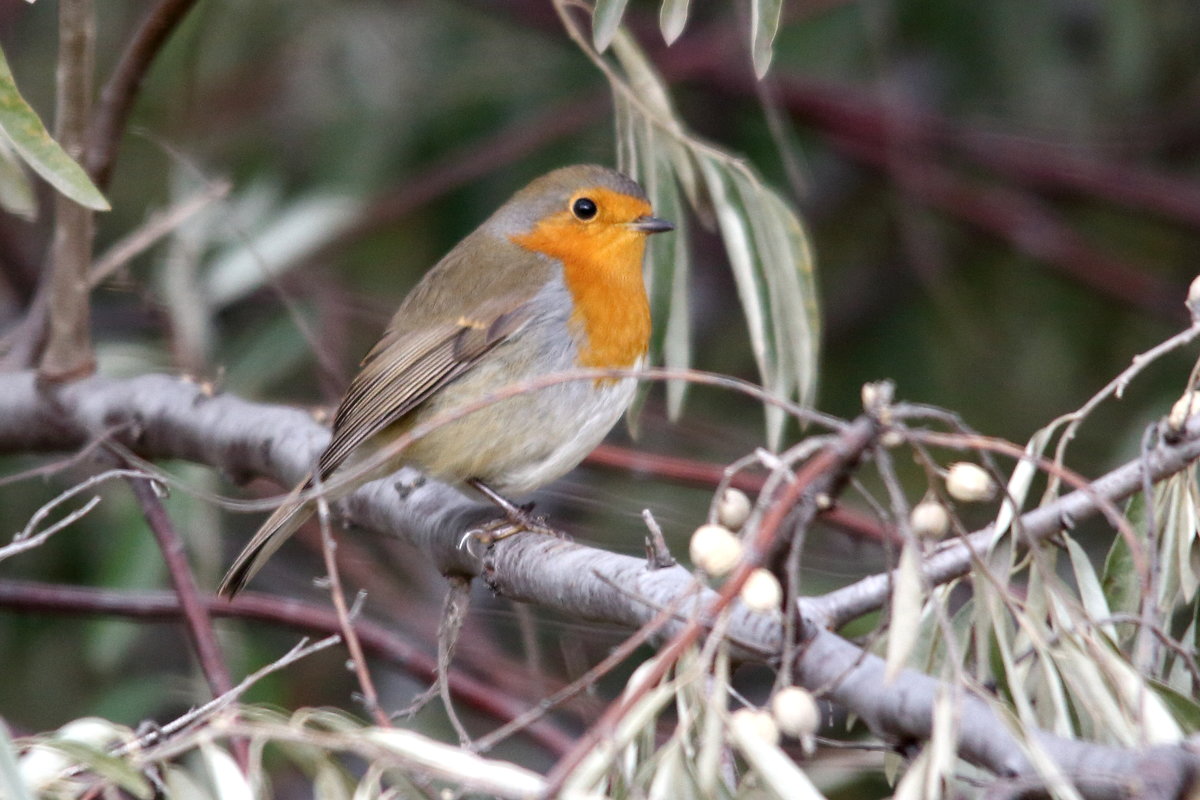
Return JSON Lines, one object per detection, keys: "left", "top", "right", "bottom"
{"left": 572, "top": 197, "right": 598, "bottom": 221}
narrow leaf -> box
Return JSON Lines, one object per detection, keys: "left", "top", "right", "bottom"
{"left": 1101, "top": 514, "right": 1140, "bottom": 618}
{"left": 729, "top": 715, "right": 827, "bottom": 800}
{"left": 750, "top": 0, "right": 784, "bottom": 78}
{"left": 1064, "top": 534, "right": 1116, "bottom": 640}
{"left": 659, "top": 0, "right": 690, "bottom": 44}
{"left": 0, "top": 45, "right": 109, "bottom": 211}
{"left": 0, "top": 137, "right": 35, "bottom": 220}
{"left": 592, "top": 0, "right": 631, "bottom": 52}
{"left": 885, "top": 541, "right": 926, "bottom": 683}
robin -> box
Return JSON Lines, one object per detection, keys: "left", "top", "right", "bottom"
{"left": 219, "top": 164, "right": 673, "bottom": 597}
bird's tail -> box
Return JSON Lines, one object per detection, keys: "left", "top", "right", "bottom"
{"left": 219, "top": 476, "right": 315, "bottom": 599}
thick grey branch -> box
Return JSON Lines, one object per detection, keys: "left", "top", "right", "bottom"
{"left": 801, "top": 418, "right": 1200, "bottom": 630}
{"left": 1, "top": 371, "right": 1198, "bottom": 798}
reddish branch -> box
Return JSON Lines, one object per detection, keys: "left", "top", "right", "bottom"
{"left": 539, "top": 414, "right": 878, "bottom": 792}
{"left": 0, "top": 578, "right": 576, "bottom": 757}
{"left": 587, "top": 443, "right": 894, "bottom": 544}
{"left": 830, "top": 134, "right": 1181, "bottom": 318}
{"left": 4, "top": 374, "right": 1200, "bottom": 796}
{"left": 127, "top": 475, "right": 234, "bottom": 699}
{"left": 771, "top": 77, "right": 1200, "bottom": 231}
{"left": 86, "top": 0, "right": 201, "bottom": 188}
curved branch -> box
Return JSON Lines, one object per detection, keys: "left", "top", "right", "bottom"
{"left": 2, "top": 371, "right": 1199, "bottom": 797}
{"left": 87, "top": 0, "right": 200, "bottom": 188}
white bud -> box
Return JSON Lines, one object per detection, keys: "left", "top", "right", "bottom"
{"left": 909, "top": 500, "right": 950, "bottom": 540}
{"left": 945, "top": 462, "right": 994, "bottom": 503}
{"left": 21, "top": 718, "right": 125, "bottom": 789}
{"left": 861, "top": 382, "right": 880, "bottom": 410}
{"left": 1168, "top": 391, "right": 1200, "bottom": 433}
{"left": 716, "top": 488, "right": 752, "bottom": 530}
{"left": 881, "top": 429, "right": 905, "bottom": 448}
{"left": 730, "top": 708, "right": 780, "bottom": 745}
{"left": 689, "top": 524, "right": 743, "bottom": 576}
{"left": 771, "top": 687, "right": 821, "bottom": 739}
{"left": 1188, "top": 275, "right": 1200, "bottom": 321}
{"left": 740, "top": 568, "right": 782, "bottom": 613}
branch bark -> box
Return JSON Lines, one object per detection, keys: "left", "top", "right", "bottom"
{"left": 1, "top": 371, "right": 1199, "bottom": 798}
{"left": 39, "top": 0, "right": 97, "bottom": 382}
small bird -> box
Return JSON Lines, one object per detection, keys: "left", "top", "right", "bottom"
{"left": 219, "top": 164, "right": 673, "bottom": 597}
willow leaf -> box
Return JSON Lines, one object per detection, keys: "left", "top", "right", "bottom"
{"left": 750, "top": 0, "right": 784, "bottom": 78}
{"left": 659, "top": 0, "right": 690, "bottom": 45}
{"left": 592, "top": 0, "right": 630, "bottom": 52}
{"left": 0, "top": 45, "right": 108, "bottom": 211}
{"left": 0, "top": 137, "right": 34, "bottom": 220}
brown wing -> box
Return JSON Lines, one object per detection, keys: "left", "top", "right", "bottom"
{"left": 316, "top": 299, "right": 534, "bottom": 480}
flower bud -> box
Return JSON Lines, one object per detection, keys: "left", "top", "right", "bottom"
{"left": 689, "top": 524, "right": 742, "bottom": 576}
{"left": 771, "top": 687, "right": 820, "bottom": 739}
{"left": 909, "top": 500, "right": 950, "bottom": 540}
{"left": 730, "top": 708, "right": 780, "bottom": 745}
{"left": 716, "top": 488, "right": 752, "bottom": 530}
{"left": 946, "top": 462, "right": 994, "bottom": 503}
{"left": 740, "top": 568, "right": 782, "bottom": 612}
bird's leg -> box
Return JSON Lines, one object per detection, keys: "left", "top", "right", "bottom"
{"left": 466, "top": 479, "right": 562, "bottom": 542}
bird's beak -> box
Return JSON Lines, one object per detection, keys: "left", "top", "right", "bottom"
{"left": 629, "top": 215, "right": 675, "bottom": 234}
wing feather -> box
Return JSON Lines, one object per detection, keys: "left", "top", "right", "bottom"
{"left": 316, "top": 295, "right": 535, "bottom": 479}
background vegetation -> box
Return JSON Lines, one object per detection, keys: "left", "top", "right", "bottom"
{"left": 2, "top": 1, "right": 1200, "bottom": 798}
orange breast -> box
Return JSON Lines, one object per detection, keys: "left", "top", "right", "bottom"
{"left": 511, "top": 190, "right": 652, "bottom": 371}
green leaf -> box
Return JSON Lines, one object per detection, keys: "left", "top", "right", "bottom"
{"left": 659, "top": 0, "right": 690, "bottom": 44}
{"left": 592, "top": 0, "right": 630, "bottom": 52}
{"left": 1101, "top": 510, "right": 1140, "bottom": 619}
{"left": 44, "top": 740, "right": 153, "bottom": 799}
{"left": 1148, "top": 679, "right": 1200, "bottom": 733}
{"left": 0, "top": 136, "right": 35, "bottom": 220}
{"left": 750, "top": 0, "right": 784, "bottom": 78}
{"left": 0, "top": 45, "right": 109, "bottom": 211}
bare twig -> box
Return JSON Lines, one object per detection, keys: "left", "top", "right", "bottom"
{"left": 642, "top": 508, "right": 675, "bottom": 569}
{"left": 315, "top": 493, "right": 391, "bottom": 728}
{"left": 126, "top": 474, "right": 234, "bottom": 700}
{"left": 470, "top": 577, "right": 699, "bottom": 754}
{"left": 86, "top": 0, "right": 201, "bottom": 188}
{"left": 588, "top": 443, "right": 893, "bottom": 544}
{"left": 435, "top": 576, "right": 473, "bottom": 745}
{"left": 89, "top": 180, "right": 232, "bottom": 287}
{"left": 117, "top": 634, "right": 341, "bottom": 755}
{"left": 3, "top": 372, "right": 1200, "bottom": 794}
{"left": 0, "top": 467, "right": 146, "bottom": 562}
{"left": 539, "top": 415, "right": 879, "bottom": 793}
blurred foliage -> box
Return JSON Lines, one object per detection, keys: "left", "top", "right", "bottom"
{"left": 2, "top": 0, "right": 1200, "bottom": 798}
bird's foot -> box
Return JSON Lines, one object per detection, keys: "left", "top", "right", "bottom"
{"left": 460, "top": 479, "right": 567, "bottom": 547}
{"left": 468, "top": 508, "right": 563, "bottom": 546}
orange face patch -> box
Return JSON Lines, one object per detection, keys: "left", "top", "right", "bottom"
{"left": 510, "top": 187, "right": 653, "bottom": 372}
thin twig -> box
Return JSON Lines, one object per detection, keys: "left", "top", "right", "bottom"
{"left": 541, "top": 415, "right": 878, "bottom": 794}
{"left": 126, "top": 475, "right": 234, "bottom": 700}
{"left": 0, "top": 578, "right": 575, "bottom": 756}
{"left": 89, "top": 180, "right": 232, "bottom": 287}
{"left": 0, "top": 467, "right": 147, "bottom": 562}
{"left": 471, "top": 577, "right": 700, "bottom": 754}
{"left": 86, "top": 0, "right": 201, "bottom": 188}
{"left": 435, "top": 576, "right": 473, "bottom": 746}
{"left": 116, "top": 634, "right": 341, "bottom": 756}
{"left": 315, "top": 492, "right": 391, "bottom": 728}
